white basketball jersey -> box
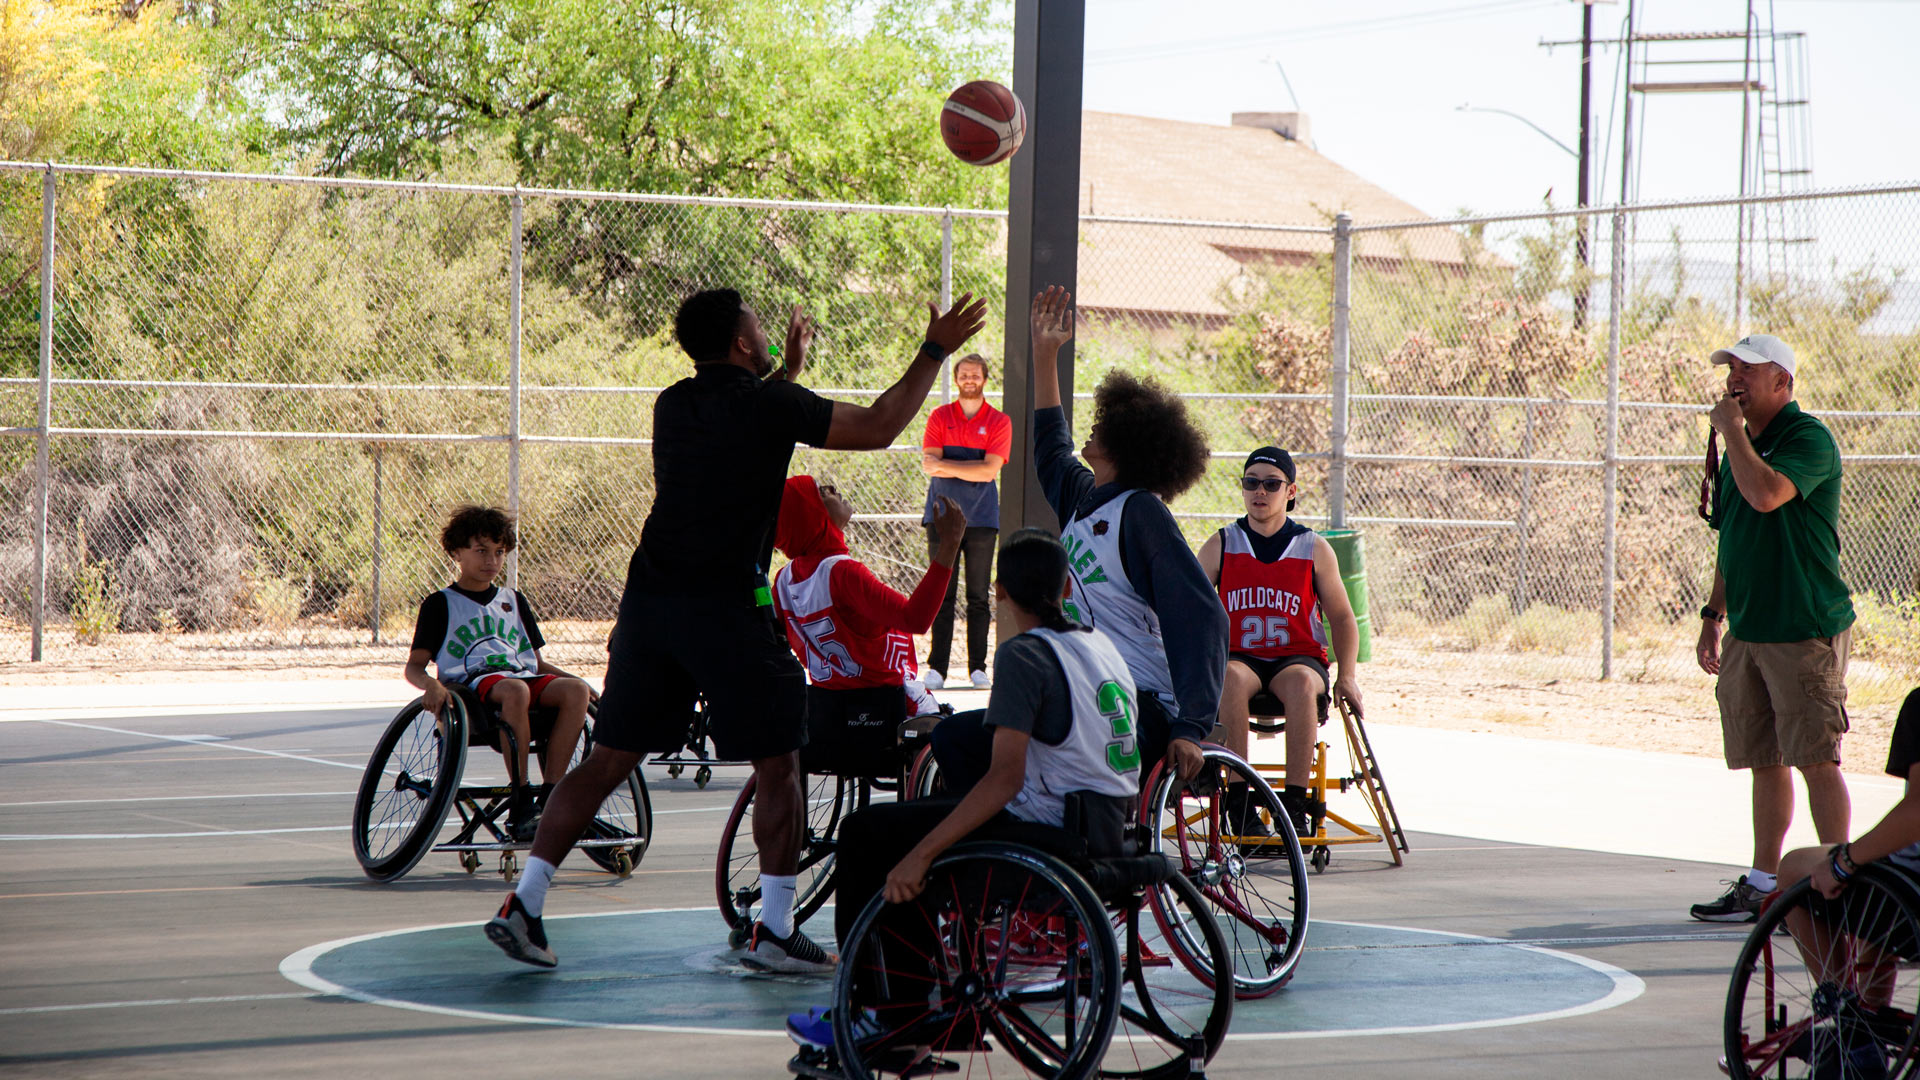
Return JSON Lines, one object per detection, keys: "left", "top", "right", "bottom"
{"left": 1058, "top": 489, "right": 1175, "bottom": 706}
{"left": 432, "top": 586, "right": 539, "bottom": 687}
{"left": 1006, "top": 626, "right": 1143, "bottom": 826}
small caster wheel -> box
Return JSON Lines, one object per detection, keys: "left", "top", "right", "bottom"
{"left": 500, "top": 851, "right": 519, "bottom": 882}
{"left": 695, "top": 765, "right": 712, "bottom": 789}
{"left": 727, "top": 924, "right": 750, "bottom": 951}
{"left": 1310, "top": 846, "right": 1330, "bottom": 874}
{"left": 667, "top": 763, "right": 684, "bottom": 779}
{"left": 461, "top": 851, "right": 481, "bottom": 874}
{"left": 614, "top": 850, "right": 634, "bottom": 878}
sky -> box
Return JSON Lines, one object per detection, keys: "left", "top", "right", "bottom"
{"left": 1077, "top": 0, "right": 1920, "bottom": 220}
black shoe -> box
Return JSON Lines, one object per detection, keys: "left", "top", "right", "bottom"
{"left": 484, "top": 892, "right": 556, "bottom": 967}
{"left": 744, "top": 922, "right": 838, "bottom": 975}
{"left": 1223, "top": 784, "right": 1277, "bottom": 854}
{"left": 1275, "top": 788, "right": 1317, "bottom": 841}
{"left": 1691, "top": 877, "right": 1766, "bottom": 923}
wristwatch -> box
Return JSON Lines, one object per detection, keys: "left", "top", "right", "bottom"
{"left": 1700, "top": 606, "right": 1725, "bottom": 623}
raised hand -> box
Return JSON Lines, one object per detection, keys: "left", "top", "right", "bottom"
{"left": 783, "top": 305, "right": 815, "bottom": 380}
{"left": 1029, "top": 285, "right": 1074, "bottom": 356}
{"left": 925, "top": 292, "right": 989, "bottom": 354}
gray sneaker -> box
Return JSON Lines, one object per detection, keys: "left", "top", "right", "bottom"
{"left": 742, "top": 922, "right": 838, "bottom": 975}
{"left": 1691, "top": 877, "right": 1766, "bottom": 923}
{"left": 484, "top": 892, "right": 557, "bottom": 967}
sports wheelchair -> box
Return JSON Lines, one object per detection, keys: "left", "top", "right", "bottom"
{"left": 793, "top": 792, "right": 1236, "bottom": 1080}
{"left": 1723, "top": 866, "right": 1920, "bottom": 1079}
{"left": 352, "top": 684, "right": 652, "bottom": 883}
{"left": 910, "top": 736, "right": 1312, "bottom": 998}
{"left": 715, "top": 685, "right": 948, "bottom": 947}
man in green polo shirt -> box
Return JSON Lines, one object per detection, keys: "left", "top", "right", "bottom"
{"left": 1690, "top": 333, "right": 1856, "bottom": 923}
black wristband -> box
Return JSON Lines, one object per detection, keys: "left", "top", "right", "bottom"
{"left": 918, "top": 339, "right": 947, "bottom": 364}
{"left": 1700, "top": 606, "right": 1725, "bottom": 623}
{"left": 1837, "top": 841, "right": 1859, "bottom": 873}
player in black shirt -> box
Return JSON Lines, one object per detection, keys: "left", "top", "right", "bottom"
{"left": 485, "top": 287, "right": 987, "bottom": 972}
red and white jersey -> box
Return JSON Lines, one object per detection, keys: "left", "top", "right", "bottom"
{"left": 773, "top": 555, "right": 917, "bottom": 692}
{"left": 1216, "top": 520, "right": 1327, "bottom": 663}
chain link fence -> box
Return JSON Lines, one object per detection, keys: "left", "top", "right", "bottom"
{"left": 3, "top": 162, "right": 1916, "bottom": 702}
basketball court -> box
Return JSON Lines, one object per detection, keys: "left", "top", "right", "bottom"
{"left": 1, "top": 684, "right": 1829, "bottom": 1078}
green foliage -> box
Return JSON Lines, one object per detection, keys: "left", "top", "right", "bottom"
{"left": 68, "top": 530, "right": 119, "bottom": 644}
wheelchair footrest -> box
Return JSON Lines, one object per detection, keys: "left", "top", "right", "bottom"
{"left": 433, "top": 837, "right": 637, "bottom": 853}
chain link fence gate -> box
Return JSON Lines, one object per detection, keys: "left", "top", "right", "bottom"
{"left": 3, "top": 162, "right": 1916, "bottom": 704}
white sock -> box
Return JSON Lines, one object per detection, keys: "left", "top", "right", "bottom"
{"left": 761, "top": 874, "right": 797, "bottom": 938}
{"left": 515, "top": 856, "right": 558, "bottom": 917}
{"left": 1745, "top": 868, "right": 1778, "bottom": 892}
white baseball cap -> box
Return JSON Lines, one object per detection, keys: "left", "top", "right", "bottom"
{"left": 1711, "top": 334, "right": 1796, "bottom": 377}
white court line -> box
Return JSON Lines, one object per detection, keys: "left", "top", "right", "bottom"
{"left": 34, "top": 720, "right": 367, "bottom": 772}
{"left": 278, "top": 911, "right": 1646, "bottom": 1041}
{"left": 0, "top": 802, "right": 735, "bottom": 840}
{"left": 0, "top": 791, "right": 355, "bottom": 808}
{"left": 0, "top": 992, "right": 320, "bottom": 1016}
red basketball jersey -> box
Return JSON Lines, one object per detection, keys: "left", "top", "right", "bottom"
{"left": 773, "top": 555, "right": 917, "bottom": 691}
{"left": 1216, "top": 521, "right": 1327, "bottom": 663}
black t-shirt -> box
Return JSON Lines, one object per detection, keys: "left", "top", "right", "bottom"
{"left": 982, "top": 632, "right": 1076, "bottom": 747}
{"left": 1233, "top": 517, "right": 1312, "bottom": 563}
{"left": 1885, "top": 688, "right": 1920, "bottom": 780}
{"left": 409, "top": 584, "right": 546, "bottom": 655}
{"left": 633, "top": 365, "right": 835, "bottom": 594}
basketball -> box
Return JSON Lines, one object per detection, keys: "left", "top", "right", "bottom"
{"left": 940, "top": 80, "right": 1026, "bottom": 166}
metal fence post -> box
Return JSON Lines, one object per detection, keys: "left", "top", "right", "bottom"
{"left": 1602, "top": 208, "right": 1626, "bottom": 679}
{"left": 939, "top": 208, "right": 954, "bottom": 405}
{"left": 31, "top": 165, "right": 55, "bottom": 662}
{"left": 1328, "top": 212, "right": 1352, "bottom": 529}
{"left": 506, "top": 190, "right": 523, "bottom": 590}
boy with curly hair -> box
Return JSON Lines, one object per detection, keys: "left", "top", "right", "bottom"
{"left": 405, "top": 505, "right": 594, "bottom": 840}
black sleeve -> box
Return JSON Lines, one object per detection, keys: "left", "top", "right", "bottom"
{"left": 984, "top": 635, "right": 1074, "bottom": 746}
{"left": 409, "top": 592, "right": 448, "bottom": 656}
{"left": 1120, "top": 496, "right": 1226, "bottom": 742}
{"left": 516, "top": 591, "right": 546, "bottom": 651}
{"left": 1034, "top": 406, "right": 1094, "bottom": 526}
{"left": 762, "top": 379, "right": 836, "bottom": 449}
{"left": 1888, "top": 688, "right": 1920, "bottom": 779}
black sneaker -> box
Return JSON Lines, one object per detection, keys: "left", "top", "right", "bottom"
{"left": 1274, "top": 788, "right": 1318, "bottom": 841}
{"left": 1691, "top": 877, "right": 1767, "bottom": 923}
{"left": 484, "top": 892, "right": 557, "bottom": 967}
{"left": 1223, "top": 784, "right": 1277, "bottom": 854}
{"left": 743, "top": 921, "right": 838, "bottom": 975}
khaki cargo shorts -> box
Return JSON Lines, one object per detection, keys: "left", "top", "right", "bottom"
{"left": 1717, "top": 628, "right": 1851, "bottom": 769}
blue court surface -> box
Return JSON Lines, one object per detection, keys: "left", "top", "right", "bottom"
{"left": 1, "top": 697, "right": 1760, "bottom": 1078}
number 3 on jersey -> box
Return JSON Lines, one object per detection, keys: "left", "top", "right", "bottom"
{"left": 1096, "top": 680, "right": 1141, "bottom": 773}
{"left": 1238, "top": 614, "right": 1292, "bottom": 652}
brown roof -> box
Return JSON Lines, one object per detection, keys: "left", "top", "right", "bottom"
{"left": 1076, "top": 111, "right": 1467, "bottom": 319}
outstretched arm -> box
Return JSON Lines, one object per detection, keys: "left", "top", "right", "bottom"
{"left": 824, "top": 295, "right": 989, "bottom": 450}
{"left": 1030, "top": 285, "right": 1072, "bottom": 411}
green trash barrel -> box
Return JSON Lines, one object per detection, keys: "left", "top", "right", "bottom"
{"left": 1319, "top": 528, "right": 1373, "bottom": 664}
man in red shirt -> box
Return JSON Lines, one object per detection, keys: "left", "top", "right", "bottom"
{"left": 919, "top": 354, "right": 1012, "bottom": 690}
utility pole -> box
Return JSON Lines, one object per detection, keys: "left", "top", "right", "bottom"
{"left": 1574, "top": 0, "right": 1594, "bottom": 330}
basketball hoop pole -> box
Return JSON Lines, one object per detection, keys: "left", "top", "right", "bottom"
{"left": 998, "top": 0, "right": 1086, "bottom": 551}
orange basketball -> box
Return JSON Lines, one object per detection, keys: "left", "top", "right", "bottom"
{"left": 941, "top": 80, "right": 1027, "bottom": 166}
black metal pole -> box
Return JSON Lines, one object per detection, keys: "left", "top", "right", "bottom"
{"left": 999, "top": 0, "right": 1086, "bottom": 538}
{"left": 1574, "top": 0, "right": 1594, "bottom": 330}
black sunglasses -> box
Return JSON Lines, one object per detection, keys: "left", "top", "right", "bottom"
{"left": 1240, "top": 476, "right": 1290, "bottom": 493}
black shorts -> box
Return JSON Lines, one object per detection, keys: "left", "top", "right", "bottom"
{"left": 1229, "top": 652, "right": 1330, "bottom": 724}
{"left": 593, "top": 588, "right": 807, "bottom": 763}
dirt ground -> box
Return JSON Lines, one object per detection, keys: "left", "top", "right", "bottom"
{"left": 3, "top": 623, "right": 1911, "bottom": 779}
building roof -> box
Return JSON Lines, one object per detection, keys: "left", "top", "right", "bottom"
{"left": 1076, "top": 111, "right": 1468, "bottom": 320}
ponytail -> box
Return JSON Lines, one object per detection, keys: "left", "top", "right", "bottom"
{"left": 999, "top": 528, "right": 1080, "bottom": 632}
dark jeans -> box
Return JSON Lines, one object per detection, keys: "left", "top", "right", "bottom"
{"left": 925, "top": 525, "right": 997, "bottom": 676}
{"left": 929, "top": 696, "right": 1173, "bottom": 797}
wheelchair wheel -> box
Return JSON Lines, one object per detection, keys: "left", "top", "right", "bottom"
{"left": 1724, "top": 870, "right": 1920, "bottom": 1080}
{"left": 1103, "top": 868, "right": 1234, "bottom": 1080}
{"left": 353, "top": 697, "right": 467, "bottom": 882}
{"left": 905, "top": 744, "right": 946, "bottom": 801}
{"left": 1144, "top": 748, "right": 1309, "bottom": 998}
{"left": 833, "top": 843, "right": 1121, "bottom": 1080}
{"left": 716, "top": 772, "right": 863, "bottom": 936}
{"left": 571, "top": 709, "right": 653, "bottom": 876}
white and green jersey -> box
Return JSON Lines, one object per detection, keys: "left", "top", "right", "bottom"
{"left": 1007, "top": 626, "right": 1142, "bottom": 826}
{"left": 1059, "top": 489, "right": 1176, "bottom": 707}
{"left": 431, "top": 586, "right": 540, "bottom": 688}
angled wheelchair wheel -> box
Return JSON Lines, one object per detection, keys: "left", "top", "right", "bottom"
{"left": 833, "top": 843, "right": 1122, "bottom": 1080}
{"left": 716, "top": 772, "right": 862, "bottom": 934}
{"left": 1102, "top": 868, "right": 1234, "bottom": 1080}
{"left": 572, "top": 707, "right": 653, "bottom": 877}
{"left": 1725, "top": 869, "right": 1920, "bottom": 1080}
{"left": 906, "top": 744, "right": 946, "bottom": 801}
{"left": 353, "top": 697, "right": 467, "bottom": 882}
{"left": 1144, "top": 748, "right": 1309, "bottom": 998}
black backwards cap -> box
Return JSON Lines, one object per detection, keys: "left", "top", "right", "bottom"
{"left": 1243, "top": 446, "right": 1297, "bottom": 511}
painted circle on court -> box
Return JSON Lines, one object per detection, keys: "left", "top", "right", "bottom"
{"left": 281, "top": 906, "right": 1642, "bottom": 1039}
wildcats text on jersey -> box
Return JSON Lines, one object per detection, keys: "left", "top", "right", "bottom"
{"left": 1221, "top": 586, "right": 1305, "bottom": 617}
